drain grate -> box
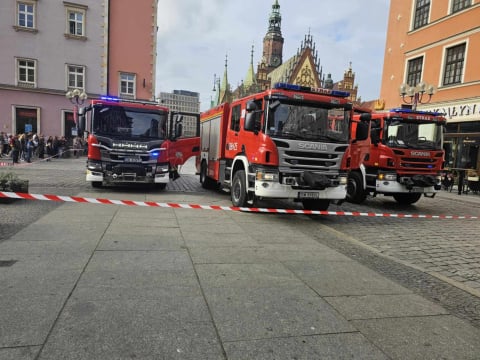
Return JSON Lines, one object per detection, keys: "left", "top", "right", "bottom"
{"left": 0, "top": 260, "right": 17, "bottom": 267}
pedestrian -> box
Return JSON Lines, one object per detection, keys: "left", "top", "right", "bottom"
{"left": 73, "top": 136, "right": 83, "bottom": 158}
{"left": 10, "top": 135, "right": 20, "bottom": 164}
{"left": 46, "top": 136, "right": 53, "bottom": 160}
{"left": 25, "top": 136, "right": 33, "bottom": 162}
{"left": 38, "top": 134, "right": 45, "bottom": 159}
{"left": 0, "top": 132, "right": 4, "bottom": 158}
{"left": 458, "top": 169, "right": 465, "bottom": 195}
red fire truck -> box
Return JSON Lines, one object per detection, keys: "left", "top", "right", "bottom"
{"left": 77, "top": 96, "right": 200, "bottom": 189}
{"left": 197, "top": 83, "right": 353, "bottom": 210}
{"left": 345, "top": 107, "right": 446, "bottom": 204}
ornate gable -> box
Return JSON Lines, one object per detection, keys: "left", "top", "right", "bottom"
{"left": 290, "top": 48, "right": 320, "bottom": 87}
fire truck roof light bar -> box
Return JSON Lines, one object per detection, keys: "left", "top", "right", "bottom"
{"left": 390, "top": 107, "right": 445, "bottom": 117}
{"left": 99, "top": 96, "right": 159, "bottom": 106}
{"left": 273, "top": 82, "right": 350, "bottom": 98}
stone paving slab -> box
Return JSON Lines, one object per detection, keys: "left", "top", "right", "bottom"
{"left": 223, "top": 333, "right": 389, "bottom": 360}
{"left": 325, "top": 293, "right": 450, "bottom": 320}
{"left": 285, "top": 260, "right": 412, "bottom": 296}
{"left": 0, "top": 294, "right": 66, "bottom": 347}
{"left": 38, "top": 299, "right": 224, "bottom": 360}
{"left": 351, "top": 315, "right": 480, "bottom": 359}
{"left": 202, "top": 286, "right": 355, "bottom": 342}
{"left": 0, "top": 346, "right": 41, "bottom": 360}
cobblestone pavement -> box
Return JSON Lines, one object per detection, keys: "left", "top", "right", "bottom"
{"left": 1, "top": 156, "right": 480, "bottom": 328}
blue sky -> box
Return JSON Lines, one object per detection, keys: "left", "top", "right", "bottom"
{"left": 156, "top": 0, "right": 390, "bottom": 111}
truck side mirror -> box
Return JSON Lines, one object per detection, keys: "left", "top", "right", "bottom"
{"left": 77, "top": 105, "right": 91, "bottom": 132}
{"left": 244, "top": 101, "right": 257, "bottom": 132}
{"left": 173, "top": 114, "right": 183, "bottom": 139}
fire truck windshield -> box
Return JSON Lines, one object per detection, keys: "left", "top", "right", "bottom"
{"left": 91, "top": 104, "right": 167, "bottom": 139}
{"left": 266, "top": 101, "right": 350, "bottom": 142}
{"left": 384, "top": 119, "right": 443, "bottom": 150}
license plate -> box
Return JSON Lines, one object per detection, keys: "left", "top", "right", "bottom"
{"left": 298, "top": 192, "right": 319, "bottom": 199}
{"left": 124, "top": 156, "right": 141, "bottom": 163}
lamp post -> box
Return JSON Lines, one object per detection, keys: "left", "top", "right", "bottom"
{"left": 65, "top": 89, "right": 88, "bottom": 125}
{"left": 399, "top": 82, "right": 435, "bottom": 110}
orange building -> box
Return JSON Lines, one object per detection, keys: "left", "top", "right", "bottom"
{"left": 108, "top": 0, "right": 158, "bottom": 101}
{"left": 380, "top": 0, "right": 480, "bottom": 173}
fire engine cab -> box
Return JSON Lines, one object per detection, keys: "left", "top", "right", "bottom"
{"left": 197, "top": 83, "right": 353, "bottom": 210}
{"left": 346, "top": 107, "right": 446, "bottom": 204}
{"left": 77, "top": 97, "right": 200, "bottom": 189}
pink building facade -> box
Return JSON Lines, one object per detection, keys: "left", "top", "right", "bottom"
{"left": 0, "top": 0, "right": 158, "bottom": 139}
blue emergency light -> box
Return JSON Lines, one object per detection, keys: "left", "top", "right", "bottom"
{"left": 100, "top": 96, "right": 121, "bottom": 102}
{"left": 273, "top": 82, "right": 350, "bottom": 98}
{"left": 390, "top": 108, "right": 444, "bottom": 117}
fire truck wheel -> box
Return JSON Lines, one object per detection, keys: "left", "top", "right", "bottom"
{"left": 200, "top": 161, "right": 217, "bottom": 189}
{"left": 302, "top": 199, "right": 330, "bottom": 211}
{"left": 346, "top": 172, "right": 366, "bottom": 204}
{"left": 91, "top": 181, "right": 102, "bottom": 188}
{"left": 392, "top": 193, "right": 422, "bottom": 205}
{"left": 231, "top": 170, "right": 248, "bottom": 207}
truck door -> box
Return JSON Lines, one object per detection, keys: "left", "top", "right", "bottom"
{"left": 169, "top": 111, "right": 200, "bottom": 168}
{"left": 225, "top": 99, "right": 263, "bottom": 160}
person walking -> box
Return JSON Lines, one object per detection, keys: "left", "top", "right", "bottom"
{"left": 38, "top": 134, "right": 45, "bottom": 159}
{"left": 73, "top": 136, "right": 83, "bottom": 158}
{"left": 10, "top": 135, "right": 20, "bottom": 164}
{"left": 25, "top": 135, "right": 33, "bottom": 163}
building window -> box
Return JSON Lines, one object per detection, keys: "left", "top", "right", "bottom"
{"left": 443, "top": 43, "right": 465, "bottom": 86}
{"left": 65, "top": 4, "right": 87, "bottom": 39}
{"left": 17, "top": 1, "right": 35, "bottom": 28}
{"left": 413, "top": 0, "right": 430, "bottom": 30}
{"left": 120, "top": 73, "right": 135, "bottom": 96}
{"left": 451, "top": 0, "right": 471, "bottom": 13}
{"left": 17, "top": 58, "right": 36, "bottom": 87}
{"left": 230, "top": 105, "right": 241, "bottom": 132}
{"left": 67, "top": 65, "right": 85, "bottom": 89}
{"left": 406, "top": 57, "right": 423, "bottom": 87}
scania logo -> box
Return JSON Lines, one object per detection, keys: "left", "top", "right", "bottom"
{"left": 297, "top": 142, "right": 328, "bottom": 151}
{"left": 410, "top": 151, "right": 430, "bottom": 156}
{"left": 112, "top": 142, "right": 148, "bottom": 150}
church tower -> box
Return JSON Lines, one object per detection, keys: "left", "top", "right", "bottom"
{"left": 257, "top": 0, "right": 284, "bottom": 90}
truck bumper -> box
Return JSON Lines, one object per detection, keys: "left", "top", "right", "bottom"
{"left": 376, "top": 181, "right": 439, "bottom": 194}
{"left": 254, "top": 181, "right": 347, "bottom": 200}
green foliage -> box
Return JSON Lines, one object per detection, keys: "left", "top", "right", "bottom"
{"left": 0, "top": 172, "right": 28, "bottom": 192}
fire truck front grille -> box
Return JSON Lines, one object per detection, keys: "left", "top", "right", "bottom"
{"left": 400, "top": 157, "right": 437, "bottom": 169}
{"left": 99, "top": 149, "right": 153, "bottom": 164}
{"left": 277, "top": 145, "right": 345, "bottom": 172}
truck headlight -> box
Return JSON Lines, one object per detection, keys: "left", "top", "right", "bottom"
{"left": 378, "top": 173, "right": 396, "bottom": 181}
{"left": 256, "top": 170, "right": 279, "bottom": 182}
{"left": 339, "top": 176, "right": 347, "bottom": 185}
{"left": 87, "top": 160, "right": 102, "bottom": 171}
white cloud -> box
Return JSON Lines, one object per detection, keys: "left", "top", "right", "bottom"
{"left": 156, "top": 0, "right": 390, "bottom": 110}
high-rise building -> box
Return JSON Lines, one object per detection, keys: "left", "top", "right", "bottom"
{"left": 380, "top": 0, "right": 480, "bottom": 173}
{"left": 0, "top": 0, "right": 158, "bottom": 138}
{"left": 158, "top": 90, "right": 200, "bottom": 137}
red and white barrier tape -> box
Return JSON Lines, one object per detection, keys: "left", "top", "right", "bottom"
{"left": 0, "top": 149, "right": 78, "bottom": 167}
{"left": 0, "top": 191, "right": 478, "bottom": 219}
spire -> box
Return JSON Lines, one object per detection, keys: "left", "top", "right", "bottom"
{"left": 267, "top": 0, "right": 282, "bottom": 35}
{"left": 218, "top": 54, "right": 231, "bottom": 103}
{"left": 244, "top": 44, "right": 256, "bottom": 88}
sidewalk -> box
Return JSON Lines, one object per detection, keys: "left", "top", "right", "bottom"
{"left": 1, "top": 164, "right": 480, "bottom": 359}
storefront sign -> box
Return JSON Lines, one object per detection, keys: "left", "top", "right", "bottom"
{"left": 419, "top": 100, "right": 480, "bottom": 122}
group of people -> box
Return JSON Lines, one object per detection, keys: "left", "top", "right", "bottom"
{"left": 0, "top": 132, "right": 85, "bottom": 164}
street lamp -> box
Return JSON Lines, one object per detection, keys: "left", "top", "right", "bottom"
{"left": 65, "top": 89, "right": 88, "bottom": 125}
{"left": 66, "top": 88, "right": 88, "bottom": 105}
{"left": 399, "top": 82, "right": 435, "bottom": 110}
